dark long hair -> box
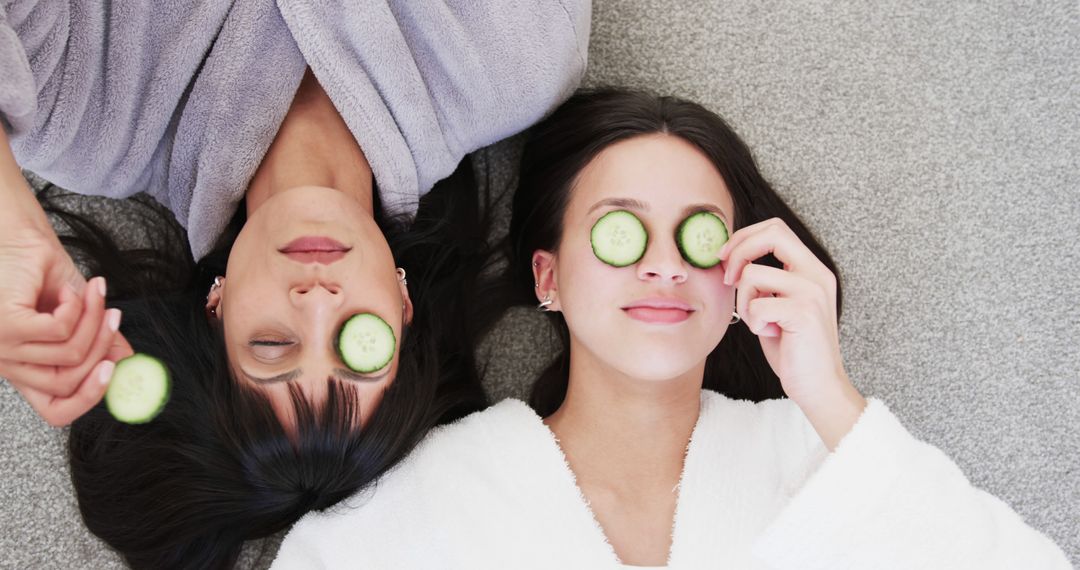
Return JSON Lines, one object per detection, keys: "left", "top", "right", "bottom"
{"left": 497, "top": 88, "right": 843, "bottom": 416}
{"left": 45, "top": 158, "right": 489, "bottom": 569}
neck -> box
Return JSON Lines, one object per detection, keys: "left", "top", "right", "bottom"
{"left": 545, "top": 341, "right": 703, "bottom": 491}
{"left": 246, "top": 69, "right": 374, "bottom": 216}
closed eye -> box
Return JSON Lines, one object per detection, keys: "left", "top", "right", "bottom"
{"left": 249, "top": 339, "right": 296, "bottom": 361}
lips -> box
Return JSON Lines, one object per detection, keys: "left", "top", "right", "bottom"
{"left": 621, "top": 298, "right": 695, "bottom": 324}
{"left": 279, "top": 237, "right": 351, "bottom": 265}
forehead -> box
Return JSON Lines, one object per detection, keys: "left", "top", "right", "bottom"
{"left": 569, "top": 133, "right": 734, "bottom": 217}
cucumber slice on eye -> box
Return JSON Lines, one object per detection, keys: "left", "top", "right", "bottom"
{"left": 676, "top": 212, "right": 729, "bottom": 269}
{"left": 105, "top": 353, "right": 171, "bottom": 424}
{"left": 590, "top": 210, "right": 648, "bottom": 267}
{"left": 337, "top": 313, "right": 396, "bottom": 374}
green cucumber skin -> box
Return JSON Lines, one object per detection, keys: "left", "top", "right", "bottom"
{"left": 105, "top": 353, "right": 171, "bottom": 425}
{"left": 591, "top": 210, "right": 649, "bottom": 268}
{"left": 337, "top": 313, "right": 396, "bottom": 374}
{"left": 677, "top": 212, "right": 729, "bottom": 269}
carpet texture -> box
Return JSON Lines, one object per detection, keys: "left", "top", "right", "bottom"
{"left": 1, "top": 1, "right": 1077, "bottom": 567}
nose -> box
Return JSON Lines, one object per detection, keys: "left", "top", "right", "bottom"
{"left": 636, "top": 237, "right": 688, "bottom": 284}
{"left": 290, "top": 282, "right": 345, "bottom": 309}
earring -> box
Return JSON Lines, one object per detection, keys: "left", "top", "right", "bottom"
{"left": 204, "top": 276, "right": 224, "bottom": 317}
{"left": 537, "top": 294, "right": 553, "bottom": 312}
{"left": 206, "top": 276, "right": 223, "bottom": 301}
{"left": 396, "top": 267, "right": 407, "bottom": 286}
{"left": 730, "top": 311, "right": 741, "bottom": 325}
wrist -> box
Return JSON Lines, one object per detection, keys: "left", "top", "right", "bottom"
{"left": 796, "top": 374, "right": 868, "bottom": 452}
{"left": 0, "top": 130, "right": 49, "bottom": 231}
{"left": 0, "top": 178, "right": 51, "bottom": 233}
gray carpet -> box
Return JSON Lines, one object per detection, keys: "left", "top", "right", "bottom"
{"left": 2, "top": 1, "right": 1077, "bottom": 567}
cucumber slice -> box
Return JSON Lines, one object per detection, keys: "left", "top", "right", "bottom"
{"left": 676, "top": 212, "right": 729, "bottom": 269}
{"left": 591, "top": 210, "right": 648, "bottom": 267}
{"left": 105, "top": 353, "right": 171, "bottom": 424}
{"left": 337, "top": 313, "right": 396, "bottom": 373}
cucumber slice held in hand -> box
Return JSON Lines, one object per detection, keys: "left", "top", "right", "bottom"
{"left": 337, "top": 313, "right": 396, "bottom": 374}
{"left": 676, "top": 211, "right": 729, "bottom": 269}
{"left": 591, "top": 210, "right": 649, "bottom": 267}
{"left": 105, "top": 353, "right": 171, "bottom": 424}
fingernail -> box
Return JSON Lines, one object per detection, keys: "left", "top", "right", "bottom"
{"left": 107, "top": 309, "right": 121, "bottom": 332}
{"left": 99, "top": 361, "right": 116, "bottom": 385}
{"left": 96, "top": 277, "right": 107, "bottom": 297}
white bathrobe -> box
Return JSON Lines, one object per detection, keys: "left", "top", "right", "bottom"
{"left": 271, "top": 391, "right": 1070, "bottom": 569}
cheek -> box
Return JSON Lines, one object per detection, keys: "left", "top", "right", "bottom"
{"left": 558, "top": 261, "right": 737, "bottom": 381}
{"left": 555, "top": 248, "right": 623, "bottom": 312}
{"left": 221, "top": 278, "right": 288, "bottom": 326}
{"left": 690, "top": 266, "right": 734, "bottom": 335}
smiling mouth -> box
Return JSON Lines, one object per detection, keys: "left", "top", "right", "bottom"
{"left": 282, "top": 250, "right": 348, "bottom": 264}
{"left": 622, "top": 307, "right": 694, "bottom": 324}
{"left": 279, "top": 237, "right": 351, "bottom": 264}
{"left": 620, "top": 298, "right": 695, "bottom": 324}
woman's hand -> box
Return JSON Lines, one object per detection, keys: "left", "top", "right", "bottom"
{"left": 0, "top": 228, "right": 132, "bottom": 426}
{"left": 0, "top": 138, "right": 133, "bottom": 426}
{"left": 717, "top": 217, "right": 867, "bottom": 451}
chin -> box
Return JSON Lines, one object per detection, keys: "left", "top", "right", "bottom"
{"left": 611, "top": 353, "right": 704, "bottom": 383}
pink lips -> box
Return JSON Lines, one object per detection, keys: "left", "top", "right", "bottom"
{"left": 279, "top": 237, "right": 351, "bottom": 264}
{"left": 621, "top": 298, "right": 694, "bottom": 324}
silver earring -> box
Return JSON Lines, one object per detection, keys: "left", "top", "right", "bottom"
{"left": 207, "top": 276, "right": 224, "bottom": 317}
{"left": 396, "top": 267, "right": 407, "bottom": 286}
{"left": 206, "top": 276, "right": 223, "bottom": 300}
{"left": 537, "top": 294, "right": 553, "bottom": 312}
{"left": 730, "top": 311, "right": 741, "bottom": 325}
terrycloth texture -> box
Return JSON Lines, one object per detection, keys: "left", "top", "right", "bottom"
{"left": 271, "top": 391, "right": 1070, "bottom": 569}
{"left": 0, "top": 0, "right": 589, "bottom": 259}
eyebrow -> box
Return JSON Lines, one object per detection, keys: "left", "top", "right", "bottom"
{"left": 587, "top": 197, "right": 730, "bottom": 225}
{"left": 240, "top": 367, "right": 390, "bottom": 385}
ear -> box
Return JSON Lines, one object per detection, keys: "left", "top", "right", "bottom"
{"left": 398, "top": 272, "right": 415, "bottom": 326}
{"left": 205, "top": 277, "right": 225, "bottom": 322}
{"left": 532, "top": 250, "right": 562, "bottom": 312}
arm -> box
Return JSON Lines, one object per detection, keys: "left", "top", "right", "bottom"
{"left": 0, "top": 127, "right": 132, "bottom": 426}
{"left": 752, "top": 397, "right": 1072, "bottom": 569}
{"left": 716, "top": 218, "right": 1069, "bottom": 567}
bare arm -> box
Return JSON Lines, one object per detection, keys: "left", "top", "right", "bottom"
{"left": 0, "top": 127, "right": 132, "bottom": 426}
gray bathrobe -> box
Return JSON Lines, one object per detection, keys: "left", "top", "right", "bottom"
{"left": 0, "top": 0, "right": 590, "bottom": 259}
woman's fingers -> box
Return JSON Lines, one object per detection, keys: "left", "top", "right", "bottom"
{"left": 744, "top": 296, "right": 821, "bottom": 338}
{"left": 0, "top": 277, "right": 83, "bottom": 345}
{"left": 11, "top": 277, "right": 112, "bottom": 366}
{"left": 15, "top": 359, "right": 115, "bottom": 427}
{"left": 105, "top": 332, "right": 135, "bottom": 363}
{"left": 719, "top": 218, "right": 834, "bottom": 288}
{"left": 735, "top": 263, "right": 823, "bottom": 332}
{"left": 0, "top": 305, "right": 123, "bottom": 398}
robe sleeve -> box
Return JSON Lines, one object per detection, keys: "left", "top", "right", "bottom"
{"left": 751, "top": 397, "right": 1071, "bottom": 569}
{"left": 0, "top": 0, "right": 43, "bottom": 134}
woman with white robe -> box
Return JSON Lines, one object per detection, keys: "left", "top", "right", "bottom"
{"left": 271, "top": 88, "right": 1071, "bottom": 569}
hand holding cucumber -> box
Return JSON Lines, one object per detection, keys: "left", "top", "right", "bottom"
{"left": 0, "top": 158, "right": 134, "bottom": 426}
{"left": 0, "top": 233, "right": 136, "bottom": 426}
{"left": 717, "top": 217, "right": 867, "bottom": 450}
